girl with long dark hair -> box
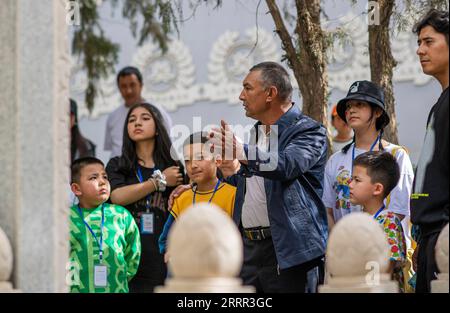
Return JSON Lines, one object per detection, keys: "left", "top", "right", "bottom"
{"left": 106, "top": 102, "right": 185, "bottom": 293}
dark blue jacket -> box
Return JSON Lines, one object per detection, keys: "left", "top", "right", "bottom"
{"left": 227, "top": 104, "right": 329, "bottom": 270}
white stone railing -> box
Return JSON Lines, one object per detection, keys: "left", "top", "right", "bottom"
{"left": 0, "top": 226, "right": 18, "bottom": 292}
{"left": 319, "top": 213, "right": 399, "bottom": 293}
{"left": 155, "top": 203, "right": 254, "bottom": 293}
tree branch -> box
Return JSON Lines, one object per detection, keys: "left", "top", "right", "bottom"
{"left": 265, "top": 0, "right": 301, "bottom": 78}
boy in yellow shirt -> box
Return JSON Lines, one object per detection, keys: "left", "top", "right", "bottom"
{"left": 158, "top": 132, "right": 239, "bottom": 260}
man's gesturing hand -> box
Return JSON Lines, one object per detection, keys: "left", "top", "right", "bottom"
{"left": 209, "top": 120, "right": 247, "bottom": 163}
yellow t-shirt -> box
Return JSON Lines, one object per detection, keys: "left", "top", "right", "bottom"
{"left": 170, "top": 182, "right": 236, "bottom": 219}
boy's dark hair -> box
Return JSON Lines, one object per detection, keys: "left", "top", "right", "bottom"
{"left": 413, "top": 9, "right": 449, "bottom": 44}
{"left": 183, "top": 132, "right": 223, "bottom": 180}
{"left": 183, "top": 131, "right": 210, "bottom": 148}
{"left": 116, "top": 66, "right": 143, "bottom": 86}
{"left": 71, "top": 157, "right": 104, "bottom": 184}
{"left": 353, "top": 151, "right": 400, "bottom": 198}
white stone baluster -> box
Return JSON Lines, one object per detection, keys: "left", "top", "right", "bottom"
{"left": 155, "top": 203, "right": 254, "bottom": 293}
{"left": 320, "top": 213, "right": 399, "bottom": 293}
{"left": 0, "top": 226, "right": 19, "bottom": 292}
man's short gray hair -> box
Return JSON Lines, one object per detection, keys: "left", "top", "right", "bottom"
{"left": 250, "top": 62, "right": 293, "bottom": 102}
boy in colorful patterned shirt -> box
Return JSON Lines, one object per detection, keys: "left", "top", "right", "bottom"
{"left": 69, "top": 157, "right": 141, "bottom": 293}
{"left": 158, "top": 132, "right": 239, "bottom": 262}
{"left": 349, "top": 151, "right": 408, "bottom": 292}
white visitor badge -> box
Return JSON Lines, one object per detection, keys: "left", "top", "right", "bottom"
{"left": 141, "top": 213, "right": 154, "bottom": 234}
{"left": 94, "top": 265, "right": 107, "bottom": 287}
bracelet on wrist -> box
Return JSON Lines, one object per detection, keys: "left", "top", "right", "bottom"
{"left": 149, "top": 178, "right": 158, "bottom": 192}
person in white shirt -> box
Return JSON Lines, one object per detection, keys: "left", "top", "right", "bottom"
{"left": 322, "top": 80, "right": 414, "bottom": 232}
{"left": 104, "top": 66, "right": 173, "bottom": 158}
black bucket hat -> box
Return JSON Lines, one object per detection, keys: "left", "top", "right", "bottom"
{"left": 336, "top": 80, "right": 390, "bottom": 130}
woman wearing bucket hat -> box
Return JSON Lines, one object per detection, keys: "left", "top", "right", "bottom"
{"left": 322, "top": 81, "right": 416, "bottom": 292}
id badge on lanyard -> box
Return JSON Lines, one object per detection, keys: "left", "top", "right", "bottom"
{"left": 78, "top": 204, "right": 108, "bottom": 288}
{"left": 94, "top": 265, "right": 108, "bottom": 287}
{"left": 140, "top": 212, "right": 154, "bottom": 234}
{"left": 136, "top": 166, "right": 156, "bottom": 235}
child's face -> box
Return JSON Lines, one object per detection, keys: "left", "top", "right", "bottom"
{"left": 349, "top": 165, "right": 383, "bottom": 206}
{"left": 127, "top": 106, "right": 157, "bottom": 142}
{"left": 332, "top": 114, "right": 351, "bottom": 134}
{"left": 72, "top": 163, "right": 110, "bottom": 207}
{"left": 345, "top": 100, "right": 381, "bottom": 131}
{"left": 184, "top": 143, "right": 221, "bottom": 186}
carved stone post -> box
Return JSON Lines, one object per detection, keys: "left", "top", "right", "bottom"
{"left": 0, "top": 0, "right": 70, "bottom": 292}
{"left": 0, "top": 226, "right": 21, "bottom": 292}
{"left": 320, "top": 213, "right": 398, "bottom": 293}
{"left": 155, "top": 203, "right": 254, "bottom": 293}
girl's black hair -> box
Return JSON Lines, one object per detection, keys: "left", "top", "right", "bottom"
{"left": 341, "top": 136, "right": 355, "bottom": 154}
{"left": 71, "top": 125, "right": 90, "bottom": 163}
{"left": 341, "top": 104, "right": 386, "bottom": 154}
{"left": 70, "top": 99, "right": 95, "bottom": 163}
{"left": 118, "top": 102, "right": 185, "bottom": 178}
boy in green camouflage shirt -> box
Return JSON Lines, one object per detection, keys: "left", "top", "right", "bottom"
{"left": 69, "top": 157, "right": 141, "bottom": 293}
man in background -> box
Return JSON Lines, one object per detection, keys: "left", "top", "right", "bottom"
{"left": 411, "top": 9, "right": 449, "bottom": 293}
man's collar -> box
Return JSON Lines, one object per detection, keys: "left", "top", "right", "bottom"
{"left": 252, "top": 103, "right": 300, "bottom": 134}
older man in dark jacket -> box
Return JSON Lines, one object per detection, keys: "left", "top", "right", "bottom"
{"left": 210, "top": 62, "right": 328, "bottom": 293}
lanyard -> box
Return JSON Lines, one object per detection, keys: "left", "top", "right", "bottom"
{"left": 193, "top": 179, "right": 221, "bottom": 206}
{"left": 351, "top": 134, "right": 380, "bottom": 176}
{"left": 77, "top": 204, "right": 105, "bottom": 262}
{"left": 373, "top": 205, "right": 385, "bottom": 219}
{"left": 136, "top": 166, "right": 153, "bottom": 212}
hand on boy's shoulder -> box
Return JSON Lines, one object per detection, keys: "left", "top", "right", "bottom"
{"left": 173, "top": 186, "right": 195, "bottom": 203}
{"left": 168, "top": 184, "right": 192, "bottom": 210}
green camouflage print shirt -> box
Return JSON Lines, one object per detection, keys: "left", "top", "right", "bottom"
{"left": 69, "top": 203, "right": 141, "bottom": 293}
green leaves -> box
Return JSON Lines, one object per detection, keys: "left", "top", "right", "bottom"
{"left": 119, "top": 0, "right": 178, "bottom": 52}
{"left": 73, "top": 0, "right": 188, "bottom": 113}
{"left": 72, "top": 0, "right": 119, "bottom": 112}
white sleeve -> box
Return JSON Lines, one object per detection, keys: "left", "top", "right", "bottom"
{"left": 322, "top": 156, "right": 336, "bottom": 209}
{"left": 104, "top": 114, "right": 113, "bottom": 151}
{"left": 385, "top": 148, "right": 414, "bottom": 216}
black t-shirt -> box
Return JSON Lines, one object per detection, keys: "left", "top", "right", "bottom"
{"left": 411, "top": 87, "right": 449, "bottom": 236}
{"left": 106, "top": 156, "right": 179, "bottom": 285}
